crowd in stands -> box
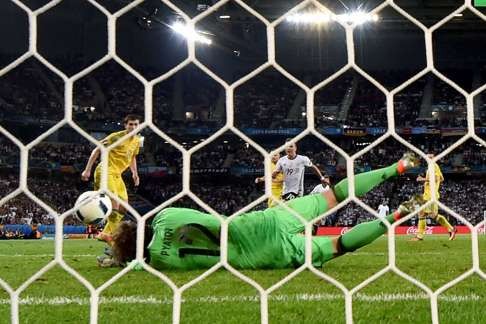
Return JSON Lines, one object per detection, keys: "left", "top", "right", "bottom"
{"left": 152, "top": 65, "right": 223, "bottom": 130}
{"left": 345, "top": 79, "right": 386, "bottom": 128}
{"left": 74, "top": 60, "right": 144, "bottom": 126}
{"left": 1, "top": 134, "right": 485, "bottom": 190}
{"left": 0, "top": 59, "right": 63, "bottom": 122}
{"left": 139, "top": 178, "right": 262, "bottom": 216}
{"left": 232, "top": 145, "right": 264, "bottom": 169}
{"left": 394, "top": 78, "right": 425, "bottom": 127}
{"left": 0, "top": 175, "right": 18, "bottom": 197}
{"left": 0, "top": 229, "right": 28, "bottom": 240}
{"left": 0, "top": 138, "right": 19, "bottom": 165}
{"left": 427, "top": 78, "right": 467, "bottom": 128}
{"left": 314, "top": 73, "right": 472, "bottom": 129}
{"left": 234, "top": 70, "right": 303, "bottom": 129}
{"left": 153, "top": 143, "right": 182, "bottom": 170}
{"left": 0, "top": 175, "right": 84, "bottom": 226}
{"left": 1, "top": 62, "right": 485, "bottom": 229}
{"left": 0, "top": 170, "right": 485, "bottom": 227}
{"left": 324, "top": 178, "right": 486, "bottom": 226}
{"left": 191, "top": 142, "right": 234, "bottom": 169}
{"left": 29, "top": 142, "right": 92, "bottom": 167}
{"left": 0, "top": 194, "right": 55, "bottom": 225}
{"left": 2, "top": 58, "right": 483, "bottom": 138}
{"left": 190, "top": 183, "right": 262, "bottom": 215}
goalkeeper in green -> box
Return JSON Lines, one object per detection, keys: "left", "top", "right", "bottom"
{"left": 108, "top": 153, "right": 420, "bottom": 269}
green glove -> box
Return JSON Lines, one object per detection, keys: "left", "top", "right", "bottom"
{"left": 128, "top": 260, "right": 144, "bottom": 271}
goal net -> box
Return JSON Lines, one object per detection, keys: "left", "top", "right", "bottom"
{"left": 0, "top": 0, "right": 485, "bottom": 323}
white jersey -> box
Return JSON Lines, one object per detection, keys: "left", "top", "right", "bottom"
{"left": 276, "top": 155, "right": 313, "bottom": 196}
{"left": 310, "top": 184, "right": 330, "bottom": 194}
{"left": 377, "top": 204, "right": 389, "bottom": 219}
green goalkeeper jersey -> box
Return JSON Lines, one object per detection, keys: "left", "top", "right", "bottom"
{"left": 147, "top": 194, "right": 332, "bottom": 270}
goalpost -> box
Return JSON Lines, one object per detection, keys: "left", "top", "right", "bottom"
{"left": 0, "top": 0, "right": 485, "bottom": 323}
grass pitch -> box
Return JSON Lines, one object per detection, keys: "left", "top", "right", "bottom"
{"left": 0, "top": 235, "right": 484, "bottom": 323}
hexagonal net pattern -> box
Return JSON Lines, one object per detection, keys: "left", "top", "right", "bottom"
{"left": 1, "top": 0, "right": 486, "bottom": 323}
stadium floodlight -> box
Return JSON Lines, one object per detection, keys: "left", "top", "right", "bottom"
{"left": 335, "top": 11, "right": 379, "bottom": 24}
{"left": 286, "top": 11, "right": 379, "bottom": 25}
{"left": 170, "top": 21, "right": 212, "bottom": 45}
{"left": 219, "top": 15, "right": 231, "bottom": 19}
{"left": 286, "top": 12, "right": 330, "bottom": 24}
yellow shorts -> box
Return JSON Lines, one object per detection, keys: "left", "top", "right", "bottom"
{"left": 94, "top": 168, "right": 128, "bottom": 201}
{"left": 421, "top": 200, "right": 439, "bottom": 217}
{"left": 268, "top": 189, "right": 282, "bottom": 208}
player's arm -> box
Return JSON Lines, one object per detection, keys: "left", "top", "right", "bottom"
{"left": 272, "top": 159, "right": 283, "bottom": 179}
{"left": 437, "top": 166, "right": 444, "bottom": 183}
{"left": 273, "top": 172, "right": 284, "bottom": 183}
{"left": 130, "top": 156, "right": 139, "bottom": 187}
{"left": 81, "top": 134, "right": 115, "bottom": 181}
{"left": 130, "top": 141, "right": 141, "bottom": 187}
{"left": 81, "top": 146, "right": 101, "bottom": 181}
{"left": 309, "top": 164, "right": 329, "bottom": 185}
{"left": 416, "top": 174, "right": 427, "bottom": 182}
{"left": 254, "top": 176, "right": 264, "bottom": 184}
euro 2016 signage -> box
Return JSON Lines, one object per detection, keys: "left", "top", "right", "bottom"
{"left": 343, "top": 127, "right": 366, "bottom": 136}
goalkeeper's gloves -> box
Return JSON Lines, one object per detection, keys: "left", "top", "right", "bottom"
{"left": 128, "top": 259, "right": 145, "bottom": 271}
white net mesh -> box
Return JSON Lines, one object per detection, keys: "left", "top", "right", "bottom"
{"left": 1, "top": 0, "right": 485, "bottom": 323}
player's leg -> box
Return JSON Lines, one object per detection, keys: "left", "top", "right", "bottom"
{"left": 268, "top": 188, "right": 281, "bottom": 208}
{"left": 100, "top": 174, "right": 127, "bottom": 242}
{"left": 93, "top": 168, "right": 112, "bottom": 243}
{"left": 411, "top": 196, "right": 427, "bottom": 241}
{"left": 336, "top": 208, "right": 405, "bottom": 254}
{"left": 333, "top": 152, "right": 420, "bottom": 202}
{"left": 270, "top": 153, "right": 419, "bottom": 234}
{"left": 430, "top": 203, "right": 457, "bottom": 240}
{"left": 271, "top": 192, "right": 335, "bottom": 235}
{"left": 286, "top": 235, "right": 336, "bottom": 267}
{"left": 411, "top": 207, "right": 427, "bottom": 241}
{"left": 331, "top": 197, "right": 421, "bottom": 257}
{"left": 285, "top": 196, "right": 420, "bottom": 267}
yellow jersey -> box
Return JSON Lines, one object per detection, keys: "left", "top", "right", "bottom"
{"left": 423, "top": 163, "right": 443, "bottom": 200}
{"left": 98, "top": 130, "right": 140, "bottom": 175}
{"left": 271, "top": 161, "right": 283, "bottom": 194}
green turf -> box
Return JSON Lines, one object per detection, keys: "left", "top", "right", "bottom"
{"left": 0, "top": 235, "right": 484, "bottom": 323}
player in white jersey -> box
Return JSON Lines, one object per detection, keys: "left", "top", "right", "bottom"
{"left": 310, "top": 180, "right": 331, "bottom": 195}
{"left": 377, "top": 201, "right": 389, "bottom": 219}
{"left": 272, "top": 141, "right": 328, "bottom": 201}
{"left": 309, "top": 178, "right": 331, "bottom": 235}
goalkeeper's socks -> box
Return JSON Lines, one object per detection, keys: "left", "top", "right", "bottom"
{"left": 333, "top": 163, "right": 399, "bottom": 202}
{"left": 338, "top": 211, "right": 402, "bottom": 253}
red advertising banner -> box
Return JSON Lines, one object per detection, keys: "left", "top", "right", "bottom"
{"left": 316, "top": 226, "right": 483, "bottom": 236}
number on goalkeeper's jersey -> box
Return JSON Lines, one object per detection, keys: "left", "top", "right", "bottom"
{"left": 176, "top": 223, "right": 220, "bottom": 258}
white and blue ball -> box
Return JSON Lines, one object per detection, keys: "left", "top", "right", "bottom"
{"left": 74, "top": 191, "right": 112, "bottom": 224}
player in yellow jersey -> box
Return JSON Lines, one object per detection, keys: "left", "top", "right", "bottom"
{"left": 255, "top": 152, "right": 284, "bottom": 207}
{"left": 81, "top": 114, "right": 142, "bottom": 244}
{"left": 411, "top": 153, "right": 457, "bottom": 241}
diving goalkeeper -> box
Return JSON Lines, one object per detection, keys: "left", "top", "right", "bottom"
{"left": 106, "top": 153, "right": 420, "bottom": 269}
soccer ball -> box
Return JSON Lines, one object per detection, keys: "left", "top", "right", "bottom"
{"left": 74, "top": 191, "right": 112, "bottom": 224}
